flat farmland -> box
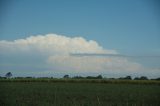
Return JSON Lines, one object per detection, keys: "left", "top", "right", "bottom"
{"left": 0, "top": 80, "right": 160, "bottom": 106}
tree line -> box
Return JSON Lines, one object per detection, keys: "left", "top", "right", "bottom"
{"left": 0, "top": 72, "right": 160, "bottom": 80}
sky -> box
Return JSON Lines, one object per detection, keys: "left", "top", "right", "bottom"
{"left": 0, "top": 0, "right": 160, "bottom": 78}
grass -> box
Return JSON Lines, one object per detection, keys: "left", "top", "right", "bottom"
{"left": 0, "top": 80, "right": 160, "bottom": 106}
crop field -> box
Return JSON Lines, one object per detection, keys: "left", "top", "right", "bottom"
{"left": 0, "top": 79, "right": 160, "bottom": 106}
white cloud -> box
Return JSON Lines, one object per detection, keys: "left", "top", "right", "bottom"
{"left": 0, "top": 34, "right": 117, "bottom": 55}
{"left": 1, "top": 33, "right": 155, "bottom": 76}
{"left": 47, "top": 55, "right": 142, "bottom": 73}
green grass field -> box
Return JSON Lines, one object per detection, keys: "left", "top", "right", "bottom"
{"left": 0, "top": 80, "right": 160, "bottom": 106}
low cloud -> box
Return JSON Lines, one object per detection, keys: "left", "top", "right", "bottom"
{"left": 0, "top": 33, "right": 159, "bottom": 77}
{"left": 47, "top": 55, "right": 142, "bottom": 73}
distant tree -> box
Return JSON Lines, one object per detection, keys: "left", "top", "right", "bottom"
{"left": 139, "top": 76, "right": 148, "bottom": 80}
{"left": 155, "top": 78, "right": 160, "bottom": 80}
{"left": 5, "top": 72, "right": 12, "bottom": 78}
{"left": 119, "top": 76, "right": 132, "bottom": 80}
{"left": 25, "top": 77, "right": 33, "bottom": 79}
{"left": 85, "top": 75, "right": 103, "bottom": 79}
{"left": 134, "top": 76, "right": 148, "bottom": 80}
{"left": 73, "top": 76, "right": 84, "bottom": 79}
{"left": 109, "top": 78, "right": 115, "bottom": 80}
{"left": 0, "top": 76, "right": 6, "bottom": 79}
{"left": 134, "top": 77, "right": 140, "bottom": 80}
{"left": 15, "top": 77, "right": 23, "bottom": 79}
{"left": 63, "top": 75, "right": 69, "bottom": 78}
{"left": 96, "top": 75, "right": 103, "bottom": 79}
{"left": 86, "top": 76, "right": 95, "bottom": 79}
{"left": 124, "top": 76, "right": 132, "bottom": 80}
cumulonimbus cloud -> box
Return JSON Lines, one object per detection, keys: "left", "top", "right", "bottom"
{"left": 0, "top": 33, "right": 117, "bottom": 55}
{"left": 0, "top": 33, "right": 145, "bottom": 75}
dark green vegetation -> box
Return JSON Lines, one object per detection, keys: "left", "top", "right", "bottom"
{"left": 0, "top": 79, "right": 160, "bottom": 106}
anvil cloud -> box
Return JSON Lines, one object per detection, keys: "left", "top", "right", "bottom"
{"left": 0, "top": 33, "right": 153, "bottom": 77}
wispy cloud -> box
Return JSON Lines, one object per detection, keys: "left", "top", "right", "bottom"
{"left": 70, "top": 53, "right": 126, "bottom": 57}
{"left": 70, "top": 53, "right": 160, "bottom": 58}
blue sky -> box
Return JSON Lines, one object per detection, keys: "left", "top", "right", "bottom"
{"left": 0, "top": 0, "right": 160, "bottom": 78}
